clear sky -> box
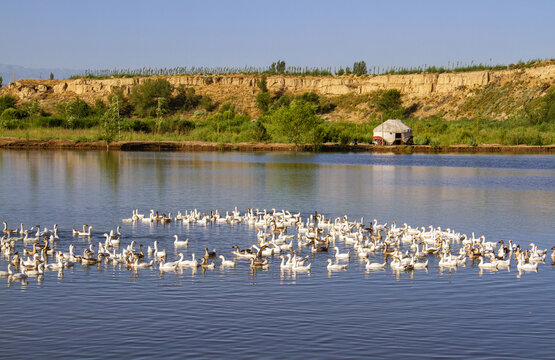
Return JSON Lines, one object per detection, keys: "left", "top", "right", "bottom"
{"left": 1, "top": 0, "right": 553, "bottom": 71}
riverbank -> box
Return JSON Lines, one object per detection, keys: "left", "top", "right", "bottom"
{"left": 1, "top": 137, "right": 553, "bottom": 154}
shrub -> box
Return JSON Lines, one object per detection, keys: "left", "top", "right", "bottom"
{"left": 266, "top": 99, "right": 322, "bottom": 145}
{"left": 129, "top": 78, "right": 172, "bottom": 117}
{"left": 1, "top": 107, "right": 26, "bottom": 120}
{"left": 21, "top": 101, "right": 41, "bottom": 117}
{"left": 108, "top": 87, "right": 133, "bottom": 116}
{"left": 93, "top": 99, "right": 107, "bottom": 116}
{"left": 67, "top": 117, "right": 99, "bottom": 129}
{"left": 172, "top": 86, "right": 201, "bottom": 111}
{"left": 33, "top": 116, "right": 64, "bottom": 128}
{"left": 257, "top": 75, "right": 268, "bottom": 93}
{"left": 256, "top": 92, "right": 272, "bottom": 113}
{"left": 200, "top": 95, "right": 215, "bottom": 111}
{"left": 377, "top": 89, "right": 402, "bottom": 112}
{"left": 526, "top": 87, "right": 555, "bottom": 125}
{"left": 123, "top": 119, "right": 154, "bottom": 133}
{"left": 0, "top": 95, "right": 18, "bottom": 114}
{"left": 0, "top": 119, "right": 23, "bottom": 129}
{"left": 59, "top": 98, "right": 92, "bottom": 119}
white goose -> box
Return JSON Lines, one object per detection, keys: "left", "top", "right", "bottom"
{"left": 173, "top": 235, "right": 189, "bottom": 247}
{"left": 478, "top": 256, "right": 498, "bottom": 270}
{"left": 364, "top": 258, "right": 386, "bottom": 270}
{"left": 159, "top": 257, "right": 179, "bottom": 271}
{"left": 0, "top": 264, "right": 11, "bottom": 277}
{"left": 45, "top": 257, "right": 64, "bottom": 271}
{"left": 334, "top": 246, "right": 350, "bottom": 260}
{"left": 326, "top": 259, "right": 347, "bottom": 271}
{"left": 152, "top": 241, "right": 167, "bottom": 259}
{"left": 278, "top": 255, "right": 293, "bottom": 270}
{"left": 75, "top": 225, "right": 93, "bottom": 236}
{"left": 179, "top": 253, "right": 198, "bottom": 268}
{"left": 517, "top": 255, "right": 538, "bottom": 272}
{"left": 130, "top": 257, "right": 154, "bottom": 269}
{"left": 292, "top": 261, "right": 311, "bottom": 272}
{"left": 218, "top": 255, "right": 235, "bottom": 267}
{"left": 8, "top": 265, "right": 28, "bottom": 281}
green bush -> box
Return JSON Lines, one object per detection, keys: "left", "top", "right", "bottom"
{"left": 199, "top": 95, "right": 215, "bottom": 111}
{"left": 58, "top": 98, "right": 92, "bottom": 119}
{"left": 1, "top": 107, "right": 26, "bottom": 120}
{"left": 0, "top": 95, "right": 18, "bottom": 114}
{"left": 172, "top": 86, "right": 201, "bottom": 111}
{"left": 256, "top": 92, "right": 272, "bottom": 113}
{"left": 66, "top": 116, "right": 100, "bottom": 129}
{"left": 33, "top": 116, "right": 64, "bottom": 128}
{"left": 129, "top": 78, "right": 172, "bottom": 117}
{"left": 526, "top": 87, "right": 555, "bottom": 125}
{"left": 123, "top": 119, "right": 155, "bottom": 133}
{"left": 0, "top": 119, "right": 23, "bottom": 129}
{"left": 108, "top": 87, "right": 133, "bottom": 116}
{"left": 157, "top": 118, "right": 195, "bottom": 134}
{"left": 377, "top": 89, "right": 402, "bottom": 112}
{"left": 265, "top": 99, "right": 322, "bottom": 145}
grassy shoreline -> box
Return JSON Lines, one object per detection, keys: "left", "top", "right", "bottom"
{"left": 1, "top": 136, "right": 553, "bottom": 154}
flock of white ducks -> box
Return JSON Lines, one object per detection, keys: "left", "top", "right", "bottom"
{"left": 1, "top": 207, "right": 553, "bottom": 284}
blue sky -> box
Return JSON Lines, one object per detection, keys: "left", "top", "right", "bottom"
{"left": 1, "top": 0, "right": 553, "bottom": 71}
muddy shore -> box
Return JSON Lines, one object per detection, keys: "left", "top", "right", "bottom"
{"left": 0, "top": 137, "right": 553, "bottom": 154}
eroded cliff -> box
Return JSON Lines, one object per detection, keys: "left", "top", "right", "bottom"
{"left": 2, "top": 62, "right": 554, "bottom": 120}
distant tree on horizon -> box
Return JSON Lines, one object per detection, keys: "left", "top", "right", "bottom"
{"left": 353, "top": 61, "right": 367, "bottom": 76}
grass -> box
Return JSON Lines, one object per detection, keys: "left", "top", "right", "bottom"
{"left": 3, "top": 115, "right": 553, "bottom": 146}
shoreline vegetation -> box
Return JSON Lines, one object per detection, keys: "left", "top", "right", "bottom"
{"left": 1, "top": 59, "right": 553, "bottom": 150}
{"left": 1, "top": 137, "right": 553, "bottom": 154}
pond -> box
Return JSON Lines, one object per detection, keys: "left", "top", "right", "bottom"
{"left": 1, "top": 150, "right": 554, "bottom": 359}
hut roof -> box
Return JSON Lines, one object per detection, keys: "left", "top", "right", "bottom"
{"left": 373, "top": 119, "right": 412, "bottom": 133}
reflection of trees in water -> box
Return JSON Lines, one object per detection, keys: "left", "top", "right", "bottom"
{"left": 26, "top": 151, "right": 39, "bottom": 189}
{"left": 99, "top": 151, "right": 120, "bottom": 190}
{"left": 155, "top": 153, "right": 166, "bottom": 199}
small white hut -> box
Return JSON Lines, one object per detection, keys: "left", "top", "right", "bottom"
{"left": 373, "top": 119, "right": 413, "bottom": 145}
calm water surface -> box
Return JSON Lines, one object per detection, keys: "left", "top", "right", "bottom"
{"left": 0, "top": 150, "right": 554, "bottom": 359}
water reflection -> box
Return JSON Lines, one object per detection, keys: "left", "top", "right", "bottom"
{"left": 1, "top": 150, "right": 554, "bottom": 359}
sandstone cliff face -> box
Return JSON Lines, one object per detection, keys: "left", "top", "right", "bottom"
{"left": 3, "top": 64, "right": 554, "bottom": 120}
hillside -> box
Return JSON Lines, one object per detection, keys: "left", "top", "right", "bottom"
{"left": 2, "top": 61, "right": 554, "bottom": 122}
